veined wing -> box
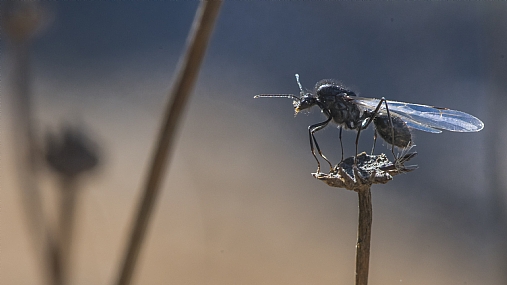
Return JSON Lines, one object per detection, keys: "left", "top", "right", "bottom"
{"left": 353, "top": 97, "right": 484, "bottom": 133}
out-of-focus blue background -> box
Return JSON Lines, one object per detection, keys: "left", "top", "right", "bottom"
{"left": 2, "top": 2, "right": 505, "bottom": 285}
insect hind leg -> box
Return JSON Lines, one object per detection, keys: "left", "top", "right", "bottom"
{"left": 371, "top": 129, "right": 378, "bottom": 155}
{"left": 371, "top": 98, "right": 414, "bottom": 160}
{"left": 381, "top": 98, "right": 398, "bottom": 159}
{"left": 360, "top": 98, "right": 399, "bottom": 158}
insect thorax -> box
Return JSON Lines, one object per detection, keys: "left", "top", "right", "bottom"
{"left": 315, "top": 82, "right": 363, "bottom": 130}
{"left": 318, "top": 95, "right": 362, "bottom": 129}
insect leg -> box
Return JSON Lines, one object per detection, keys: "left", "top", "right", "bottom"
{"left": 354, "top": 98, "right": 387, "bottom": 165}
{"left": 339, "top": 126, "right": 344, "bottom": 162}
{"left": 361, "top": 98, "right": 398, "bottom": 158}
{"left": 381, "top": 98, "right": 397, "bottom": 159}
{"left": 361, "top": 99, "right": 385, "bottom": 130}
{"left": 371, "top": 129, "right": 378, "bottom": 155}
{"left": 309, "top": 116, "right": 333, "bottom": 173}
{"left": 354, "top": 125, "right": 363, "bottom": 165}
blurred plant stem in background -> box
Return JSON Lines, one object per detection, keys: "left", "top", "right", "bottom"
{"left": 46, "top": 127, "right": 100, "bottom": 285}
{"left": 484, "top": 5, "right": 507, "bottom": 284}
{"left": 114, "top": 1, "right": 222, "bottom": 285}
{"left": 3, "top": 3, "right": 100, "bottom": 285}
{"left": 1, "top": 2, "right": 57, "bottom": 285}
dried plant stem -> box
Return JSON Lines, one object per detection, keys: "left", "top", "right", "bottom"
{"left": 355, "top": 187, "right": 372, "bottom": 285}
{"left": 314, "top": 154, "right": 413, "bottom": 284}
{"left": 114, "top": 2, "right": 222, "bottom": 285}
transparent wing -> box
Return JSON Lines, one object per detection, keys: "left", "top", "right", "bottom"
{"left": 353, "top": 97, "right": 484, "bottom": 133}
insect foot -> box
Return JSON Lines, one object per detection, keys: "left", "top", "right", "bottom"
{"left": 313, "top": 152, "right": 417, "bottom": 191}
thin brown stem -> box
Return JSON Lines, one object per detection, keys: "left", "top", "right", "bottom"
{"left": 355, "top": 187, "right": 372, "bottom": 285}
{"left": 114, "top": 2, "right": 222, "bottom": 285}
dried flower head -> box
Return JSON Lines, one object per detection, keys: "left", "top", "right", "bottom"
{"left": 313, "top": 152, "right": 417, "bottom": 191}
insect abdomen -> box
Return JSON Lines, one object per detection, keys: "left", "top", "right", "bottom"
{"left": 373, "top": 114, "right": 412, "bottom": 148}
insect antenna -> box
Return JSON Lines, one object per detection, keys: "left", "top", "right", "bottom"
{"left": 295, "top": 73, "right": 305, "bottom": 96}
{"left": 254, "top": 74, "right": 307, "bottom": 101}
{"left": 254, "top": 94, "right": 300, "bottom": 101}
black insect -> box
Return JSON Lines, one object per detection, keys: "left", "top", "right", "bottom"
{"left": 255, "top": 74, "right": 484, "bottom": 173}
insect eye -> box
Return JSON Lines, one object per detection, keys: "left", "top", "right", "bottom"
{"left": 296, "top": 96, "right": 316, "bottom": 111}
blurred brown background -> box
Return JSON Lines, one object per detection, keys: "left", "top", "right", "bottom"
{"left": 1, "top": 2, "right": 505, "bottom": 285}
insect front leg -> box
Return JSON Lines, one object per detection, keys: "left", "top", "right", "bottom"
{"left": 309, "top": 116, "right": 333, "bottom": 173}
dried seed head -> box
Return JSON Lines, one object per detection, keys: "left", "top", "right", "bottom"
{"left": 313, "top": 152, "right": 417, "bottom": 191}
